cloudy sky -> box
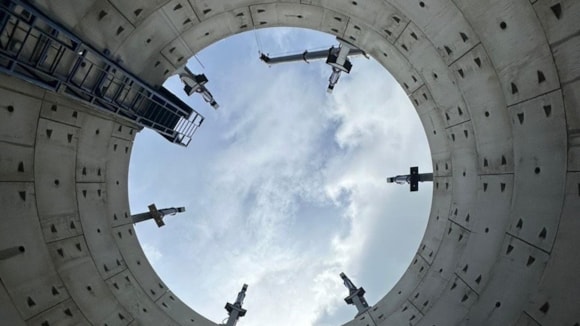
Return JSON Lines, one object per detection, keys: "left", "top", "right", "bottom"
{"left": 128, "top": 27, "right": 432, "bottom": 326}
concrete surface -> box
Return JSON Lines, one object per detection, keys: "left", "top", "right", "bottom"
{"left": 0, "top": 0, "right": 579, "bottom": 325}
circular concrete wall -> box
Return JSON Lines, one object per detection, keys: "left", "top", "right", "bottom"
{"left": 0, "top": 0, "right": 579, "bottom": 325}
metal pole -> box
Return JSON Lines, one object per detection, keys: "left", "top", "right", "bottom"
{"left": 224, "top": 284, "right": 248, "bottom": 326}
{"left": 260, "top": 48, "right": 365, "bottom": 65}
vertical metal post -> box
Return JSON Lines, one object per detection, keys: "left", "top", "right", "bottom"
{"left": 224, "top": 284, "right": 248, "bottom": 326}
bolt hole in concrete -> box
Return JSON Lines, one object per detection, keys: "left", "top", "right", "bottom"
{"left": 128, "top": 28, "right": 431, "bottom": 325}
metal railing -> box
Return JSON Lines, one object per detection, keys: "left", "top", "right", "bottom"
{"left": 0, "top": 0, "right": 204, "bottom": 146}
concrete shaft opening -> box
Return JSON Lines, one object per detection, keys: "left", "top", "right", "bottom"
{"left": 0, "top": 0, "right": 579, "bottom": 325}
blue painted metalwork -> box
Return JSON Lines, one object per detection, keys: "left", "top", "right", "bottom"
{"left": 0, "top": 0, "right": 204, "bottom": 146}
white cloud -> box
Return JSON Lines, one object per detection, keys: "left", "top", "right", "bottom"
{"left": 140, "top": 243, "right": 163, "bottom": 265}
{"left": 131, "top": 28, "right": 431, "bottom": 326}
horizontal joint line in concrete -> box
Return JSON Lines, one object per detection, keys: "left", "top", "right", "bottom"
{"left": 417, "top": 252, "right": 432, "bottom": 266}
{"left": 449, "top": 218, "right": 471, "bottom": 233}
{"left": 506, "top": 88, "right": 561, "bottom": 108}
{"left": 407, "top": 299, "right": 425, "bottom": 319}
{"left": 153, "top": 289, "right": 174, "bottom": 304}
{"left": 104, "top": 266, "right": 129, "bottom": 282}
{"left": 561, "top": 74, "right": 580, "bottom": 88}
{"left": 522, "top": 310, "right": 543, "bottom": 326}
{"left": 112, "top": 221, "right": 134, "bottom": 227}
{"left": 477, "top": 172, "right": 514, "bottom": 176}
{"left": 445, "top": 119, "right": 472, "bottom": 130}
{"left": 394, "top": 20, "right": 412, "bottom": 44}
{"left": 505, "top": 232, "right": 551, "bottom": 255}
{"left": 447, "top": 42, "right": 482, "bottom": 67}
{"left": 23, "top": 295, "right": 69, "bottom": 321}
{"left": 111, "top": 135, "right": 134, "bottom": 141}
{"left": 42, "top": 116, "right": 81, "bottom": 129}
{"left": 44, "top": 233, "right": 85, "bottom": 244}
{"left": 433, "top": 174, "right": 452, "bottom": 178}
{"left": 550, "top": 29, "right": 580, "bottom": 49}
{"left": 453, "top": 272, "right": 480, "bottom": 297}
{"left": 0, "top": 139, "right": 35, "bottom": 148}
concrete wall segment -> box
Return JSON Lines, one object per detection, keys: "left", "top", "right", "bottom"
{"left": 106, "top": 270, "right": 176, "bottom": 325}
{"left": 552, "top": 33, "right": 580, "bottom": 86}
{"left": 460, "top": 235, "right": 550, "bottom": 325}
{"left": 24, "top": 298, "right": 89, "bottom": 326}
{"left": 161, "top": 0, "right": 201, "bottom": 34}
{"left": 451, "top": 0, "right": 559, "bottom": 106}
{"left": 114, "top": 10, "right": 181, "bottom": 74}
{"left": 523, "top": 172, "right": 580, "bottom": 326}
{"left": 108, "top": 0, "right": 168, "bottom": 26}
{"left": 57, "top": 258, "right": 132, "bottom": 326}
{"left": 112, "top": 223, "right": 167, "bottom": 302}
{"left": 388, "top": 0, "right": 480, "bottom": 66}
{"left": 450, "top": 44, "right": 513, "bottom": 175}
{"left": 107, "top": 137, "right": 134, "bottom": 228}
{"left": 416, "top": 179, "right": 452, "bottom": 263}
{"left": 0, "top": 88, "right": 42, "bottom": 147}
{"left": 507, "top": 90, "right": 566, "bottom": 253}
{"left": 564, "top": 80, "right": 580, "bottom": 172}
{"left": 1, "top": 0, "right": 580, "bottom": 325}
{"left": 532, "top": 0, "right": 580, "bottom": 47}
{"left": 34, "top": 118, "right": 79, "bottom": 221}
{"left": 76, "top": 116, "right": 115, "bottom": 184}
{"left": 0, "top": 143, "right": 34, "bottom": 182}
{"left": 0, "top": 282, "right": 27, "bottom": 326}
{"left": 77, "top": 184, "right": 128, "bottom": 279}
{"left": 0, "top": 183, "right": 70, "bottom": 320}
{"left": 158, "top": 290, "right": 219, "bottom": 326}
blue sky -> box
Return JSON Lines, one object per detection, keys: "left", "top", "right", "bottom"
{"left": 128, "top": 27, "right": 432, "bottom": 326}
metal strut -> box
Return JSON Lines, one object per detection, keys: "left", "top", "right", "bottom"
{"left": 259, "top": 37, "right": 366, "bottom": 93}
{"left": 224, "top": 284, "right": 248, "bottom": 326}
{"left": 386, "top": 166, "right": 433, "bottom": 192}
{"left": 131, "top": 204, "right": 186, "bottom": 227}
{"left": 340, "top": 272, "right": 370, "bottom": 316}
{"left": 0, "top": 0, "right": 204, "bottom": 146}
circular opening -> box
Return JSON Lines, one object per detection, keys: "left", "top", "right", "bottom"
{"left": 130, "top": 27, "right": 431, "bottom": 325}
{"left": 18, "top": 246, "right": 25, "bottom": 253}
{"left": 7, "top": 105, "right": 14, "bottom": 112}
{"left": 500, "top": 21, "right": 507, "bottom": 30}
{"left": 54, "top": 179, "right": 60, "bottom": 186}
